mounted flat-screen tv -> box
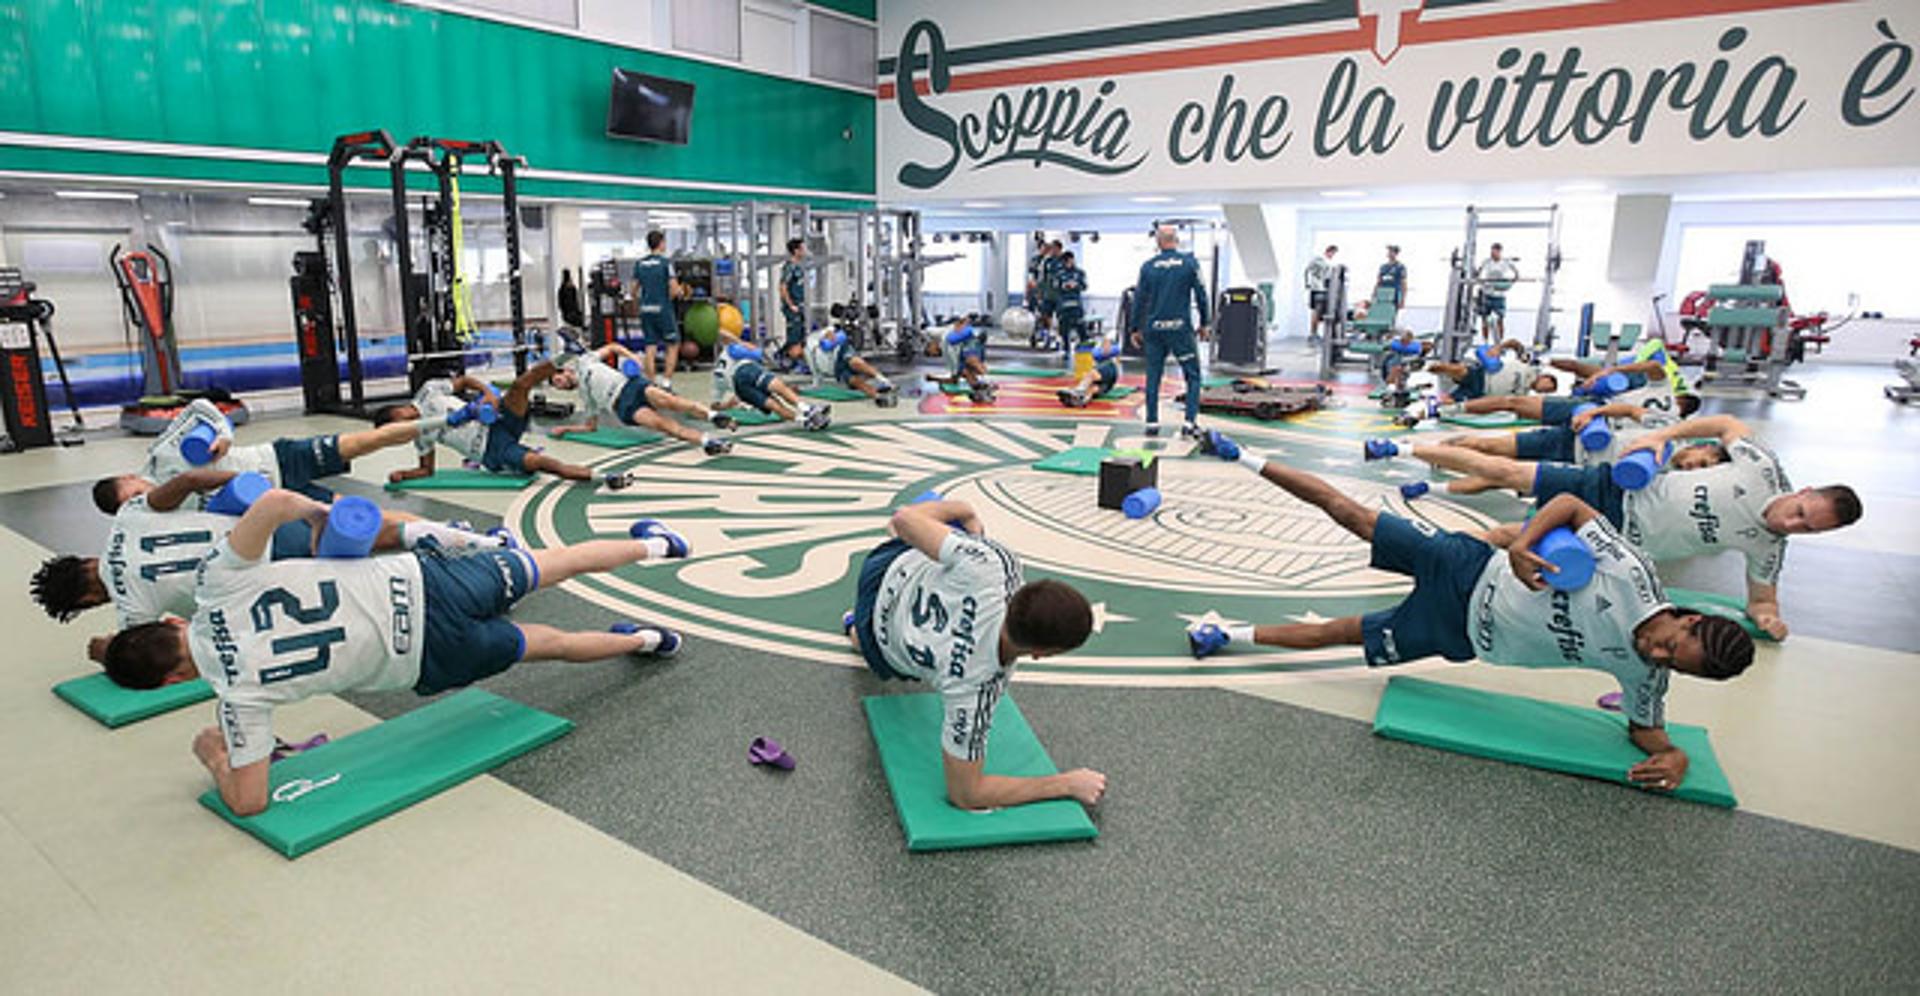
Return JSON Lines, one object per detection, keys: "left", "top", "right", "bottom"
{"left": 606, "top": 68, "right": 695, "bottom": 145}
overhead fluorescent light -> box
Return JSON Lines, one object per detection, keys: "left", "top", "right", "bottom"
{"left": 1187, "top": 203, "right": 1223, "bottom": 212}
{"left": 1038, "top": 207, "right": 1071, "bottom": 216}
{"left": 247, "top": 196, "right": 310, "bottom": 208}
{"left": 56, "top": 189, "right": 139, "bottom": 200}
{"left": 579, "top": 209, "right": 611, "bottom": 222}
{"left": 1130, "top": 195, "right": 1175, "bottom": 204}
{"left": 1318, "top": 189, "right": 1367, "bottom": 199}
{"left": 961, "top": 200, "right": 1003, "bottom": 209}
{"left": 1554, "top": 182, "right": 1606, "bottom": 194}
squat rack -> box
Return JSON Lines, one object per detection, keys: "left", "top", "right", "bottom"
{"left": 1437, "top": 204, "right": 1562, "bottom": 363}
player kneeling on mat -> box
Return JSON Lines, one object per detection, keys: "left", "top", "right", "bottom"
{"left": 1058, "top": 342, "right": 1125, "bottom": 409}
{"left": 805, "top": 327, "right": 895, "bottom": 406}
{"left": 846, "top": 498, "right": 1105, "bottom": 810}
{"left": 100, "top": 486, "right": 688, "bottom": 817}
{"left": 1366, "top": 414, "right": 1861, "bottom": 639}
{"left": 1189, "top": 431, "right": 1754, "bottom": 792}
{"left": 33, "top": 468, "right": 503, "bottom": 662}
{"left": 712, "top": 338, "right": 832, "bottom": 429}
{"left": 547, "top": 340, "right": 737, "bottom": 454}
{"left": 377, "top": 365, "right": 631, "bottom": 488}
{"left": 96, "top": 397, "right": 443, "bottom": 512}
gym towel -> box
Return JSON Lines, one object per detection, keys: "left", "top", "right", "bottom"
{"left": 54, "top": 673, "right": 213, "bottom": 728}
{"left": 200, "top": 688, "right": 573, "bottom": 858}
{"left": 863, "top": 693, "right": 1098, "bottom": 851}
{"left": 385, "top": 469, "right": 532, "bottom": 492}
{"left": 1667, "top": 587, "right": 1778, "bottom": 642}
{"left": 559, "top": 428, "right": 667, "bottom": 449}
{"left": 1372, "top": 676, "right": 1736, "bottom": 808}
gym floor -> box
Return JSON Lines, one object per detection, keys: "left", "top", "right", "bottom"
{"left": 2, "top": 346, "right": 1917, "bottom": 993}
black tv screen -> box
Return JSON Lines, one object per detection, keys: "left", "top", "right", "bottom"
{"left": 606, "top": 68, "right": 695, "bottom": 145}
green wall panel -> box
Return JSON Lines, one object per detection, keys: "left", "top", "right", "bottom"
{"left": 0, "top": 0, "right": 875, "bottom": 201}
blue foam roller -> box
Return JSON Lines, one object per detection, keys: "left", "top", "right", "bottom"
{"left": 1093, "top": 344, "right": 1120, "bottom": 362}
{"left": 1585, "top": 371, "right": 1630, "bottom": 397}
{"left": 822, "top": 331, "right": 847, "bottom": 351}
{"left": 727, "top": 343, "right": 762, "bottom": 361}
{"left": 911, "top": 490, "right": 942, "bottom": 505}
{"left": 1610, "top": 444, "right": 1670, "bottom": 491}
{"left": 1390, "top": 338, "right": 1421, "bottom": 356}
{"left": 1574, "top": 405, "right": 1612, "bottom": 452}
{"left": 1474, "top": 346, "right": 1503, "bottom": 373}
{"left": 206, "top": 471, "right": 271, "bottom": 516}
{"left": 473, "top": 402, "right": 497, "bottom": 425}
{"left": 181, "top": 422, "right": 220, "bottom": 466}
{"left": 1532, "top": 526, "right": 1595, "bottom": 591}
{"left": 317, "top": 496, "right": 382, "bottom": 559}
{"left": 1123, "top": 487, "right": 1162, "bottom": 519}
{"left": 620, "top": 358, "right": 642, "bottom": 378}
{"left": 946, "top": 326, "right": 975, "bottom": 345}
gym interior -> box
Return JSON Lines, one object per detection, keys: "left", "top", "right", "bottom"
{"left": 2, "top": 1, "right": 1917, "bottom": 992}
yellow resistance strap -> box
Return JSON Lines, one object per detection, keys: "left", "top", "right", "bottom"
{"left": 448, "top": 160, "right": 476, "bottom": 344}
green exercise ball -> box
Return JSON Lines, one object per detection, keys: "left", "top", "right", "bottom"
{"left": 684, "top": 301, "right": 720, "bottom": 346}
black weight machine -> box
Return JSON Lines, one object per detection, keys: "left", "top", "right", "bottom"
{"left": 0, "top": 267, "right": 85, "bottom": 452}
{"left": 294, "top": 130, "right": 539, "bottom": 418}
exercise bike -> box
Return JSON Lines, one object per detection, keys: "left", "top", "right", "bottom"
{"left": 112, "top": 243, "right": 249, "bottom": 434}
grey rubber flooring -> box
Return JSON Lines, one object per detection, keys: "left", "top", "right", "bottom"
{"left": 345, "top": 584, "right": 1920, "bottom": 993}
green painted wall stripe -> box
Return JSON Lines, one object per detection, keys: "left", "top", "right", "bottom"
{"left": 0, "top": 0, "right": 874, "bottom": 197}
{"left": 876, "top": 1, "right": 1349, "bottom": 74}
{"left": 0, "top": 146, "right": 873, "bottom": 211}
{"left": 810, "top": 1, "right": 877, "bottom": 22}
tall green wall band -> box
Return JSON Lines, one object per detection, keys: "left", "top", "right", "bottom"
{"left": 0, "top": 0, "right": 876, "bottom": 205}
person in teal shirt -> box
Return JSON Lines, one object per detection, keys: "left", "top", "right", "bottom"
{"left": 632, "top": 230, "right": 683, "bottom": 390}
{"left": 1054, "top": 251, "right": 1088, "bottom": 357}
{"left": 1376, "top": 244, "right": 1407, "bottom": 305}
{"left": 1129, "top": 226, "right": 1210, "bottom": 436}
{"left": 779, "top": 238, "right": 808, "bottom": 372}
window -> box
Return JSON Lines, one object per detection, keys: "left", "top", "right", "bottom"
{"left": 442, "top": 0, "right": 578, "bottom": 28}
{"left": 1673, "top": 222, "right": 1920, "bottom": 316}
{"left": 809, "top": 10, "right": 874, "bottom": 87}
{"left": 673, "top": 0, "right": 741, "bottom": 60}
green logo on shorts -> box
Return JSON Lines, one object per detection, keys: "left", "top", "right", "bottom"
{"left": 511, "top": 416, "right": 1526, "bottom": 686}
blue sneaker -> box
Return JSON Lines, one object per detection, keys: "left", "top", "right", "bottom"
{"left": 1201, "top": 430, "right": 1241, "bottom": 462}
{"left": 611, "top": 621, "right": 681, "bottom": 658}
{"left": 446, "top": 519, "right": 475, "bottom": 533}
{"left": 486, "top": 525, "right": 519, "bottom": 549}
{"left": 1363, "top": 438, "right": 1399, "bottom": 461}
{"left": 1399, "top": 481, "right": 1430, "bottom": 500}
{"left": 629, "top": 519, "right": 690, "bottom": 558}
{"left": 841, "top": 609, "right": 856, "bottom": 634}
{"left": 1187, "top": 623, "right": 1231, "bottom": 659}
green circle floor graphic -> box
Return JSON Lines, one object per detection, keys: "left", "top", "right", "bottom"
{"left": 510, "top": 415, "right": 1530, "bottom": 687}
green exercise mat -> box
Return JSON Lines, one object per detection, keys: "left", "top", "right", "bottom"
{"left": 54, "top": 673, "right": 213, "bottom": 728}
{"left": 1439, "top": 412, "right": 1540, "bottom": 429}
{"left": 800, "top": 385, "right": 870, "bottom": 401}
{"left": 1372, "top": 676, "right": 1736, "bottom": 808}
{"left": 1094, "top": 385, "right": 1137, "bottom": 398}
{"left": 864, "top": 693, "right": 1098, "bottom": 851}
{"left": 385, "top": 469, "right": 532, "bottom": 492}
{"left": 200, "top": 688, "right": 572, "bottom": 858}
{"left": 992, "top": 366, "right": 1070, "bottom": 378}
{"left": 939, "top": 382, "right": 979, "bottom": 395}
{"left": 1032, "top": 447, "right": 1117, "bottom": 476}
{"left": 1668, "top": 587, "right": 1777, "bottom": 642}
{"left": 558, "top": 427, "right": 667, "bottom": 448}
{"left": 725, "top": 407, "right": 787, "bottom": 426}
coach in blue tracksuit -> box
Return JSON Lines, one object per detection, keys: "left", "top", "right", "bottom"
{"left": 1130, "top": 225, "right": 1211, "bottom": 437}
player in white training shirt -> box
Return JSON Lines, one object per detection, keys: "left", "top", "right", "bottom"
{"left": 1185, "top": 431, "right": 1757, "bottom": 793}
{"left": 31, "top": 469, "right": 503, "bottom": 660}
{"left": 96, "top": 398, "right": 438, "bottom": 514}
{"left": 846, "top": 498, "right": 1104, "bottom": 811}
{"left": 377, "top": 367, "right": 631, "bottom": 487}
{"left": 546, "top": 341, "right": 737, "bottom": 454}
{"left": 101, "top": 487, "right": 692, "bottom": 816}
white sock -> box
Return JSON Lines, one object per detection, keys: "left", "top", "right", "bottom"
{"left": 626, "top": 629, "right": 663, "bottom": 653}
{"left": 1226, "top": 625, "right": 1256, "bottom": 643}
{"left": 1238, "top": 451, "right": 1267, "bottom": 473}
{"left": 415, "top": 412, "right": 453, "bottom": 432}
{"left": 638, "top": 537, "right": 671, "bottom": 559}
{"left": 402, "top": 521, "right": 499, "bottom": 550}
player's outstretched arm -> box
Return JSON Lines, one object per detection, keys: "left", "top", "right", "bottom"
{"left": 229, "top": 489, "right": 328, "bottom": 562}
{"left": 890, "top": 501, "right": 983, "bottom": 556}
{"left": 146, "top": 469, "right": 239, "bottom": 512}
{"left": 943, "top": 753, "right": 1105, "bottom": 810}
{"left": 1627, "top": 724, "right": 1689, "bottom": 793}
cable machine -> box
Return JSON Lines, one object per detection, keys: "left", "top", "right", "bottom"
{"left": 1437, "top": 205, "right": 1562, "bottom": 363}
{"left": 0, "top": 267, "right": 84, "bottom": 451}
{"left": 293, "top": 130, "right": 531, "bottom": 418}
